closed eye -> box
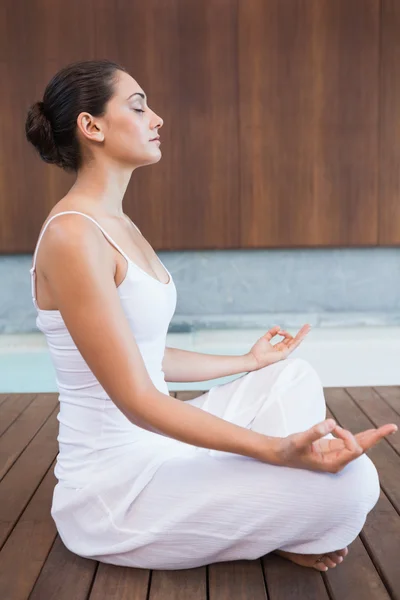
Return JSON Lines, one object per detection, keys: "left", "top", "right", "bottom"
{"left": 134, "top": 109, "right": 145, "bottom": 114}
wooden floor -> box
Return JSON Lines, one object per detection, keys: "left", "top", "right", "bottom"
{"left": 0, "top": 387, "right": 399, "bottom": 600}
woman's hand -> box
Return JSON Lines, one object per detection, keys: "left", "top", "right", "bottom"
{"left": 276, "top": 419, "right": 398, "bottom": 473}
{"left": 247, "top": 324, "right": 311, "bottom": 370}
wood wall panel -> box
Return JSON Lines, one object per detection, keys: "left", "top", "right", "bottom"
{"left": 95, "top": 0, "right": 240, "bottom": 250}
{"left": 0, "top": 0, "right": 240, "bottom": 253}
{"left": 238, "top": 0, "right": 380, "bottom": 247}
{"left": 1, "top": 0, "right": 398, "bottom": 252}
{"left": 379, "top": 0, "right": 400, "bottom": 245}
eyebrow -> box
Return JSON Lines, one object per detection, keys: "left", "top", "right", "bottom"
{"left": 127, "top": 92, "right": 147, "bottom": 102}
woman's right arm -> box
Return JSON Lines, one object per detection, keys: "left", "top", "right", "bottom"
{"left": 40, "top": 215, "right": 397, "bottom": 473}
{"left": 39, "top": 216, "right": 283, "bottom": 463}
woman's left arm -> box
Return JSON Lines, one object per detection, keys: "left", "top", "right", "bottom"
{"left": 162, "top": 324, "right": 311, "bottom": 383}
{"left": 162, "top": 346, "right": 257, "bottom": 382}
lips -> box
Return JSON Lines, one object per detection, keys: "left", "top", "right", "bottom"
{"left": 150, "top": 136, "right": 160, "bottom": 142}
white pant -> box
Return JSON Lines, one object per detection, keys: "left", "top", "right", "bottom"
{"left": 53, "top": 358, "right": 380, "bottom": 569}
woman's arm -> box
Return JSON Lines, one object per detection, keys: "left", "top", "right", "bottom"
{"left": 162, "top": 347, "right": 257, "bottom": 382}
{"left": 40, "top": 215, "right": 397, "bottom": 473}
{"left": 39, "top": 215, "right": 280, "bottom": 464}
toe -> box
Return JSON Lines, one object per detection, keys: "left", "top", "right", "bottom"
{"left": 314, "top": 560, "right": 328, "bottom": 572}
{"left": 327, "top": 552, "right": 344, "bottom": 566}
{"left": 322, "top": 556, "right": 337, "bottom": 569}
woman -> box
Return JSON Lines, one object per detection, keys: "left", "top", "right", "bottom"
{"left": 26, "top": 60, "right": 397, "bottom": 573}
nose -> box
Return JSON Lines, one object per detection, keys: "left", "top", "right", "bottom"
{"left": 151, "top": 110, "right": 163, "bottom": 130}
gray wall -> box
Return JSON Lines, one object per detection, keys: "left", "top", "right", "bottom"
{"left": 1, "top": 248, "right": 399, "bottom": 334}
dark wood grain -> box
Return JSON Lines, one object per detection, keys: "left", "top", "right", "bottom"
{"left": 361, "top": 491, "right": 400, "bottom": 600}
{"left": 326, "top": 388, "right": 400, "bottom": 514}
{"left": 262, "top": 553, "right": 330, "bottom": 600}
{"left": 326, "top": 395, "right": 400, "bottom": 600}
{"left": 0, "top": 462, "right": 57, "bottom": 600}
{"left": 0, "top": 393, "right": 58, "bottom": 480}
{"left": 208, "top": 560, "right": 267, "bottom": 600}
{"left": 0, "top": 409, "right": 58, "bottom": 547}
{"left": 324, "top": 536, "right": 390, "bottom": 600}
{"left": 2, "top": 0, "right": 389, "bottom": 253}
{"left": 379, "top": 0, "right": 400, "bottom": 244}
{"left": 89, "top": 564, "right": 150, "bottom": 600}
{"left": 0, "top": 393, "right": 36, "bottom": 437}
{"left": 238, "top": 0, "right": 379, "bottom": 247}
{"left": 0, "top": 389, "right": 399, "bottom": 600}
{"left": 374, "top": 387, "right": 400, "bottom": 417}
{"left": 0, "top": 395, "right": 10, "bottom": 408}
{"left": 149, "top": 567, "right": 207, "bottom": 600}
{"left": 346, "top": 387, "right": 400, "bottom": 455}
{"left": 29, "top": 535, "right": 97, "bottom": 600}
{"left": 1, "top": 0, "right": 240, "bottom": 253}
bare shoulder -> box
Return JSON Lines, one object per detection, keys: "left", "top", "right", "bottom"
{"left": 37, "top": 210, "right": 114, "bottom": 278}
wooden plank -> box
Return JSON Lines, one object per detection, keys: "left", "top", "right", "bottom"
{"left": 149, "top": 567, "right": 207, "bottom": 600}
{"left": 379, "top": 0, "right": 400, "bottom": 244}
{"left": 208, "top": 560, "right": 267, "bottom": 600}
{"left": 325, "top": 388, "right": 400, "bottom": 514}
{"left": 0, "top": 409, "right": 58, "bottom": 547}
{"left": 323, "top": 536, "right": 390, "bottom": 600}
{"left": 361, "top": 491, "right": 400, "bottom": 600}
{"left": 374, "top": 387, "right": 400, "bottom": 417}
{"left": 262, "top": 553, "right": 330, "bottom": 600}
{"left": 326, "top": 397, "right": 400, "bottom": 599}
{"left": 346, "top": 387, "right": 400, "bottom": 455}
{"left": 0, "top": 393, "right": 37, "bottom": 437}
{"left": 89, "top": 564, "right": 150, "bottom": 600}
{"left": 0, "top": 461, "right": 57, "bottom": 600}
{"left": 0, "top": 395, "right": 10, "bottom": 408}
{"left": 239, "top": 0, "right": 379, "bottom": 248}
{"left": 29, "top": 535, "right": 97, "bottom": 600}
{"left": 0, "top": 393, "right": 58, "bottom": 479}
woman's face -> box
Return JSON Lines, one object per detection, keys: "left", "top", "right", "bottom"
{"left": 80, "top": 70, "right": 164, "bottom": 169}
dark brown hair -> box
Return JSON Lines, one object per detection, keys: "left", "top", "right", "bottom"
{"left": 25, "top": 59, "right": 126, "bottom": 172}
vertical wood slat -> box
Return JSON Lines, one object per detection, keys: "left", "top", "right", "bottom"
{"left": 1, "top": 0, "right": 394, "bottom": 253}
{"left": 238, "top": 0, "right": 380, "bottom": 248}
{"left": 379, "top": 0, "right": 400, "bottom": 244}
{"left": 0, "top": 0, "right": 240, "bottom": 253}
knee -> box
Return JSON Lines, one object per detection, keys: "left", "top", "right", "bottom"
{"left": 337, "top": 454, "right": 380, "bottom": 518}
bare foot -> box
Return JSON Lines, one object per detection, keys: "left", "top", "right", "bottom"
{"left": 274, "top": 547, "right": 349, "bottom": 572}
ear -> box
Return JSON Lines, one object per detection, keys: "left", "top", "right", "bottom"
{"left": 76, "top": 112, "right": 105, "bottom": 143}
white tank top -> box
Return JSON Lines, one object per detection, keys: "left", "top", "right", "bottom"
{"left": 29, "top": 211, "right": 178, "bottom": 486}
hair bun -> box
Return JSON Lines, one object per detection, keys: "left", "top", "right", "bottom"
{"left": 25, "top": 100, "right": 61, "bottom": 166}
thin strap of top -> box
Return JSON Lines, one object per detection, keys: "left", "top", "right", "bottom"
{"left": 30, "top": 210, "right": 141, "bottom": 273}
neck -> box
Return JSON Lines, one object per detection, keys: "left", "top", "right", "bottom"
{"left": 70, "top": 157, "right": 136, "bottom": 216}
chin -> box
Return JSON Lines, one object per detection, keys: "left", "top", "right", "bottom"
{"left": 140, "top": 150, "right": 162, "bottom": 166}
